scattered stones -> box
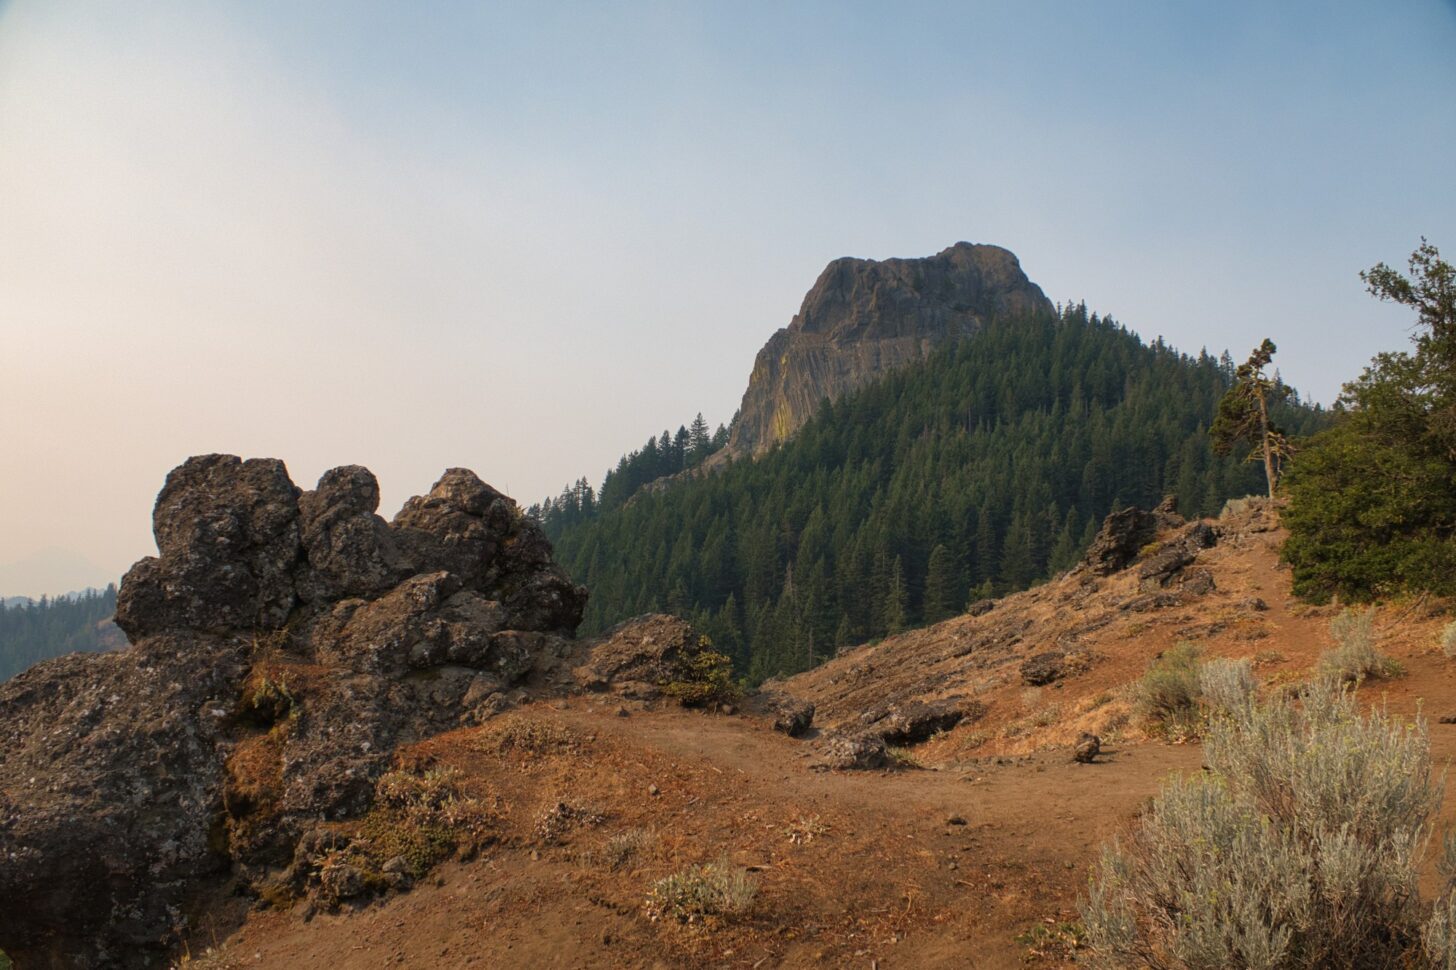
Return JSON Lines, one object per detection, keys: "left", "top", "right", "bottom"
{"left": 1121, "top": 592, "right": 1183, "bottom": 613}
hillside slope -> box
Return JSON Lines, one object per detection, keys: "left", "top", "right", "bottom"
{"left": 544, "top": 304, "right": 1327, "bottom": 681}
{"left": 179, "top": 501, "right": 1456, "bottom": 970}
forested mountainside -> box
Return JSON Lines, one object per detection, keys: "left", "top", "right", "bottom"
{"left": 538, "top": 303, "right": 1328, "bottom": 682}
{"left": 0, "top": 585, "right": 125, "bottom": 681}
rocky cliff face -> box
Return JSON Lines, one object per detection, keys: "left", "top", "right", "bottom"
{"left": 724, "top": 242, "right": 1054, "bottom": 457}
{"left": 0, "top": 455, "right": 589, "bottom": 969}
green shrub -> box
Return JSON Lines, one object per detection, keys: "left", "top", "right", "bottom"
{"left": 645, "top": 856, "right": 757, "bottom": 924}
{"left": 1318, "top": 607, "right": 1402, "bottom": 684}
{"left": 1136, "top": 642, "right": 1204, "bottom": 737}
{"left": 1083, "top": 681, "right": 1447, "bottom": 969}
{"left": 662, "top": 638, "right": 741, "bottom": 707}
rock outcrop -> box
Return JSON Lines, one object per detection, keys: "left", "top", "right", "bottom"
{"left": 722, "top": 242, "right": 1054, "bottom": 457}
{"left": 0, "top": 455, "right": 587, "bottom": 969}
{"left": 570, "top": 613, "right": 713, "bottom": 701}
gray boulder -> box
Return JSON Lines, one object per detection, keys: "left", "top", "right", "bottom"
{"left": 115, "top": 455, "right": 302, "bottom": 638}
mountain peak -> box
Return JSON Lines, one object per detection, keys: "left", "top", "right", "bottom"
{"left": 725, "top": 242, "right": 1053, "bottom": 456}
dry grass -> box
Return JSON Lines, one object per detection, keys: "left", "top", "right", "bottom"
{"left": 645, "top": 857, "right": 758, "bottom": 925}
{"left": 478, "top": 717, "right": 586, "bottom": 756}
{"left": 599, "top": 828, "right": 655, "bottom": 869}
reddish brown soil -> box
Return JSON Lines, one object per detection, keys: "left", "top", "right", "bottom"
{"left": 181, "top": 508, "right": 1456, "bottom": 969}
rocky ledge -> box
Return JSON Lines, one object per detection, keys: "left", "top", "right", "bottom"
{"left": 0, "top": 455, "right": 589, "bottom": 969}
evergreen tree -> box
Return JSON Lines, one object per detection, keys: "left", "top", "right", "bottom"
{"left": 688, "top": 413, "right": 712, "bottom": 464}
{"left": 882, "top": 556, "right": 908, "bottom": 635}
{"left": 923, "top": 544, "right": 960, "bottom": 624}
{"left": 1210, "top": 339, "right": 1292, "bottom": 498}
{"left": 1284, "top": 240, "right": 1456, "bottom": 600}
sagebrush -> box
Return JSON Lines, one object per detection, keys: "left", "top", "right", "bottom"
{"left": 1198, "top": 656, "right": 1257, "bottom": 716}
{"left": 1083, "top": 680, "right": 1456, "bottom": 969}
{"left": 1135, "top": 642, "right": 1204, "bottom": 737}
{"left": 1441, "top": 621, "right": 1456, "bottom": 659}
{"left": 646, "top": 856, "right": 757, "bottom": 924}
{"left": 1318, "top": 607, "right": 1402, "bottom": 684}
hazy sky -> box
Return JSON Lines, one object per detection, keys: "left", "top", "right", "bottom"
{"left": 1, "top": 2, "right": 1453, "bottom": 597}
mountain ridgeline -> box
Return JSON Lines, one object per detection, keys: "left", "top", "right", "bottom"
{"left": 539, "top": 298, "right": 1326, "bottom": 683}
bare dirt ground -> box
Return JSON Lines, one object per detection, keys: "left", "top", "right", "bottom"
{"left": 182, "top": 506, "right": 1456, "bottom": 969}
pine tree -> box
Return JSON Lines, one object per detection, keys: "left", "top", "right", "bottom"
{"left": 923, "top": 544, "right": 959, "bottom": 623}
{"left": 688, "top": 413, "right": 712, "bottom": 464}
{"left": 882, "top": 556, "right": 908, "bottom": 635}
{"left": 1211, "top": 339, "right": 1293, "bottom": 499}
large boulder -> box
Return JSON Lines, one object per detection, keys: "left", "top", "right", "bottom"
{"left": 390, "top": 468, "right": 514, "bottom": 591}
{"left": 295, "top": 464, "right": 404, "bottom": 602}
{"left": 571, "top": 613, "right": 708, "bottom": 698}
{"left": 0, "top": 456, "right": 588, "bottom": 968}
{"left": 813, "top": 732, "right": 890, "bottom": 771}
{"left": 1080, "top": 507, "right": 1159, "bottom": 576}
{"left": 1137, "top": 522, "right": 1218, "bottom": 590}
{"left": 0, "top": 633, "right": 248, "bottom": 969}
{"left": 861, "top": 698, "right": 983, "bottom": 745}
{"left": 115, "top": 455, "right": 302, "bottom": 639}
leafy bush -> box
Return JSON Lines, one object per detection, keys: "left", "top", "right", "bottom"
{"left": 1198, "top": 657, "right": 1257, "bottom": 716}
{"left": 1441, "top": 621, "right": 1456, "bottom": 659}
{"left": 1083, "top": 681, "right": 1447, "bottom": 969}
{"left": 662, "top": 638, "right": 741, "bottom": 707}
{"left": 645, "top": 856, "right": 757, "bottom": 924}
{"left": 1318, "top": 607, "right": 1402, "bottom": 684}
{"left": 1135, "top": 642, "right": 1204, "bottom": 737}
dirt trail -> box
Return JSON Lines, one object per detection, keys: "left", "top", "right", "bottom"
{"left": 193, "top": 700, "right": 1207, "bottom": 970}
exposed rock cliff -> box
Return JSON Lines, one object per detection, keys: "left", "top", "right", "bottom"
{"left": 724, "top": 242, "right": 1054, "bottom": 457}
{"left": 0, "top": 455, "right": 589, "bottom": 969}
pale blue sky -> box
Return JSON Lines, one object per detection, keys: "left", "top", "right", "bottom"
{"left": 0, "top": 1, "right": 1453, "bottom": 595}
